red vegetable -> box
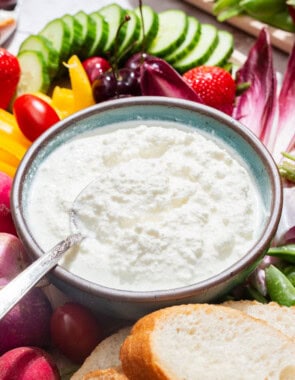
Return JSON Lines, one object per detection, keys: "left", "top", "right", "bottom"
{"left": 233, "top": 28, "right": 277, "bottom": 146}
{"left": 140, "top": 56, "right": 203, "bottom": 103}
{"left": 0, "top": 172, "right": 17, "bottom": 235}
{"left": 50, "top": 302, "right": 103, "bottom": 364}
{"left": 0, "top": 233, "right": 28, "bottom": 280}
{"left": 13, "top": 94, "right": 60, "bottom": 142}
{"left": 0, "top": 346, "right": 60, "bottom": 380}
{"left": 0, "top": 278, "right": 52, "bottom": 354}
{"left": 0, "top": 48, "right": 20, "bottom": 110}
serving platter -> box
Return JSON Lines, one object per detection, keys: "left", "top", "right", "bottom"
{"left": 183, "top": 0, "right": 295, "bottom": 54}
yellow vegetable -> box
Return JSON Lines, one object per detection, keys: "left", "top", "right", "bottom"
{"left": 51, "top": 86, "right": 75, "bottom": 119}
{"left": 0, "top": 161, "right": 16, "bottom": 178}
{"left": 67, "top": 55, "right": 95, "bottom": 112}
{"left": 0, "top": 133, "right": 27, "bottom": 162}
{"left": 0, "top": 109, "right": 31, "bottom": 148}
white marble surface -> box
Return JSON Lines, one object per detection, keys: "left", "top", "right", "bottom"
{"left": 4, "top": 0, "right": 289, "bottom": 72}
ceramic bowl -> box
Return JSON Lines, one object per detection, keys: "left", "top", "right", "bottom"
{"left": 11, "top": 97, "right": 282, "bottom": 320}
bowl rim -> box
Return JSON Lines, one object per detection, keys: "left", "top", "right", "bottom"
{"left": 11, "top": 96, "right": 283, "bottom": 303}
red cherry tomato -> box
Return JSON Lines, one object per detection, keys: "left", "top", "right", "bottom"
{"left": 13, "top": 94, "right": 60, "bottom": 142}
{"left": 50, "top": 302, "right": 103, "bottom": 364}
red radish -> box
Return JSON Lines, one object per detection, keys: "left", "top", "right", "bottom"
{"left": 0, "top": 346, "right": 60, "bottom": 380}
{"left": 0, "top": 171, "right": 17, "bottom": 235}
{"left": 0, "top": 278, "right": 52, "bottom": 354}
{"left": 82, "top": 56, "right": 111, "bottom": 84}
{"left": 0, "top": 233, "right": 29, "bottom": 280}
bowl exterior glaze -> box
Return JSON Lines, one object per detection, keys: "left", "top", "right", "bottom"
{"left": 11, "top": 97, "right": 282, "bottom": 320}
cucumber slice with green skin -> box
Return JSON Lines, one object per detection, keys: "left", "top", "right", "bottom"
{"left": 62, "top": 14, "right": 84, "bottom": 58}
{"left": 174, "top": 24, "right": 218, "bottom": 73}
{"left": 18, "top": 34, "right": 59, "bottom": 79}
{"left": 147, "top": 9, "right": 188, "bottom": 58}
{"left": 133, "top": 5, "right": 159, "bottom": 52}
{"left": 203, "top": 30, "right": 234, "bottom": 66}
{"left": 39, "top": 18, "right": 71, "bottom": 63}
{"left": 164, "top": 16, "right": 201, "bottom": 64}
{"left": 17, "top": 50, "right": 50, "bottom": 95}
{"left": 98, "top": 3, "right": 127, "bottom": 55}
{"left": 117, "top": 9, "right": 140, "bottom": 61}
{"left": 74, "top": 11, "right": 97, "bottom": 59}
{"left": 87, "top": 12, "right": 109, "bottom": 58}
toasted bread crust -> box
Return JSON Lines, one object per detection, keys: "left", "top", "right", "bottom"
{"left": 83, "top": 367, "right": 128, "bottom": 379}
{"left": 120, "top": 303, "right": 295, "bottom": 380}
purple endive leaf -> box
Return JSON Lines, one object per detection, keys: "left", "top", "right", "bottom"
{"left": 270, "top": 41, "right": 295, "bottom": 162}
{"left": 140, "top": 56, "right": 204, "bottom": 103}
{"left": 233, "top": 28, "right": 277, "bottom": 146}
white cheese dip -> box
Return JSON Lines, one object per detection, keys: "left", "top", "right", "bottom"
{"left": 27, "top": 124, "right": 264, "bottom": 291}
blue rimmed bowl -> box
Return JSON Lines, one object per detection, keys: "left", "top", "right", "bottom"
{"left": 11, "top": 97, "right": 282, "bottom": 320}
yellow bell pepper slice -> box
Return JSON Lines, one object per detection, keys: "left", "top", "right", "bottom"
{"left": 0, "top": 109, "right": 31, "bottom": 148}
{"left": 0, "top": 133, "right": 27, "bottom": 162}
{"left": 0, "top": 161, "right": 16, "bottom": 178}
{"left": 0, "top": 148, "right": 20, "bottom": 168}
{"left": 67, "top": 55, "right": 95, "bottom": 112}
{"left": 51, "top": 86, "right": 75, "bottom": 119}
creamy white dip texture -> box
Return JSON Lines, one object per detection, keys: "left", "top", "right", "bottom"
{"left": 27, "top": 124, "right": 264, "bottom": 291}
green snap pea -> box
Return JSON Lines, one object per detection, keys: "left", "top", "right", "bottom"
{"left": 265, "top": 265, "right": 295, "bottom": 306}
{"left": 240, "top": 0, "right": 286, "bottom": 17}
{"left": 255, "top": 10, "right": 295, "bottom": 33}
{"left": 282, "top": 266, "right": 295, "bottom": 287}
{"left": 268, "top": 244, "right": 295, "bottom": 264}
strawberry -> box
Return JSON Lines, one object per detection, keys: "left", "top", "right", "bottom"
{"left": 183, "top": 65, "right": 236, "bottom": 115}
{"left": 0, "top": 48, "right": 21, "bottom": 110}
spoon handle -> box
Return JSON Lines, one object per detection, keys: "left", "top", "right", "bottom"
{"left": 0, "top": 233, "right": 83, "bottom": 320}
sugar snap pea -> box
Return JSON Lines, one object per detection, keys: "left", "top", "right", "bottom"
{"left": 240, "top": 0, "right": 286, "bottom": 17}
{"left": 265, "top": 265, "right": 295, "bottom": 306}
{"left": 268, "top": 244, "right": 295, "bottom": 264}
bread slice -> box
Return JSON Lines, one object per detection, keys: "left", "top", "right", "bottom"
{"left": 223, "top": 300, "right": 295, "bottom": 340}
{"left": 82, "top": 367, "right": 128, "bottom": 379}
{"left": 70, "top": 327, "right": 131, "bottom": 380}
{"left": 120, "top": 304, "right": 295, "bottom": 380}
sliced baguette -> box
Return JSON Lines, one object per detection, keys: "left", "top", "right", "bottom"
{"left": 120, "top": 304, "right": 295, "bottom": 380}
{"left": 71, "top": 327, "right": 131, "bottom": 380}
{"left": 83, "top": 367, "right": 128, "bottom": 380}
{"left": 223, "top": 300, "right": 295, "bottom": 340}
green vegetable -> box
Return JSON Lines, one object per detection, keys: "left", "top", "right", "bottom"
{"left": 240, "top": 0, "right": 286, "bottom": 17}
{"left": 279, "top": 152, "right": 295, "bottom": 183}
{"left": 174, "top": 24, "right": 218, "bottom": 73}
{"left": 213, "top": 0, "right": 243, "bottom": 21}
{"left": 268, "top": 244, "right": 295, "bottom": 264}
{"left": 148, "top": 9, "right": 188, "bottom": 57}
{"left": 17, "top": 50, "right": 50, "bottom": 95}
{"left": 265, "top": 265, "right": 295, "bottom": 306}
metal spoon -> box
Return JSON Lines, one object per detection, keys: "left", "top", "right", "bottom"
{"left": 0, "top": 178, "right": 100, "bottom": 320}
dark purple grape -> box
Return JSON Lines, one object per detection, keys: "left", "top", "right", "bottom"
{"left": 92, "top": 71, "right": 117, "bottom": 103}
{"left": 117, "top": 68, "right": 141, "bottom": 96}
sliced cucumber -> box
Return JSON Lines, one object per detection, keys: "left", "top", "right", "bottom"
{"left": 62, "top": 14, "right": 84, "bottom": 57}
{"left": 147, "top": 10, "right": 188, "bottom": 57}
{"left": 39, "top": 18, "right": 71, "bottom": 63}
{"left": 203, "top": 30, "right": 234, "bottom": 66}
{"left": 133, "top": 5, "right": 159, "bottom": 52}
{"left": 117, "top": 9, "right": 140, "bottom": 61}
{"left": 98, "top": 3, "right": 127, "bottom": 55}
{"left": 17, "top": 51, "right": 50, "bottom": 95}
{"left": 87, "top": 12, "right": 109, "bottom": 57}
{"left": 174, "top": 24, "right": 218, "bottom": 73}
{"left": 74, "top": 11, "right": 97, "bottom": 59}
{"left": 18, "top": 34, "right": 59, "bottom": 79}
{"left": 164, "top": 16, "right": 201, "bottom": 64}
